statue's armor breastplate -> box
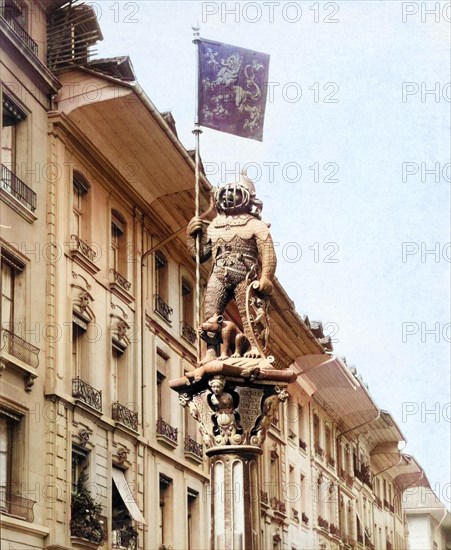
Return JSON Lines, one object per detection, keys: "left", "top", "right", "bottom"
{"left": 212, "top": 236, "right": 259, "bottom": 276}
{"left": 207, "top": 214, "right": 269, "bottom": 279}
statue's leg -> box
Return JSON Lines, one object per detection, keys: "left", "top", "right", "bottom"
{"left": 234, "top": 279, "right": 260, "bottom": 358}
{"left": 204, "top": 269, "right": 232, "bottom": 319}
{"left": 200, "top": 270, "right": 233, "bottom": 364}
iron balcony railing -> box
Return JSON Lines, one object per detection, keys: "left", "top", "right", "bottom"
{"left": 1, "top": 328, "right": 39, "bottom": 368}
{"left": 1, "top": 13, "right": 38, "bottom": 56}
{"left": 72, "top": 377, "right": 102, "bottom": 412}
{"left": 181, "top": 321, "right": 196, "bottom": 345}
{"left": 184, "top": 435, "right": 202, "bottom": 459}
{"left": 112, "top": 402, "right": 138, "bottom": 431}
{"left": 70, "top": 234, "right": 97, "bottom": 262}
{"left": 156, "top": 417, "right": 177, "bottom": 444}
{"left": 1, "top": 164, "right": 36, "bottom": 212}
{"left": 154, "top": 294, "right": 173, "bottom": 323}
{"left": 0, "top": 489, "right": 36, "bottom": 522}
{"left": 110, "top": 269, "right": 131, "bottom": 292}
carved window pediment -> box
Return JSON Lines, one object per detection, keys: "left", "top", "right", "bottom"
{"left": 72, "top": 286, "right": 95, "bottom": 323}
{"left": 111, "top": 317, "right": 131, "bottom": 351}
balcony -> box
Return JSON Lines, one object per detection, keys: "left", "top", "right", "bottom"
{"left": 184, "top": 435, "right": 203, "bottom": 460}
{"left": 345, "top": 473, "right": 354, "bottom": 488}
{"left": 154, "top": 294, "right": 173, "bottom": 323}
{"left": 299, "top": 438, "right": 307, "bottom": 451}
{"left": 270, "top": 497, "right": 286, "bottom": 515}
{"left": 291, "top": 508, "right": 299, "bottom": 521}
{"left": 1, "top": 328, "right": 39, "bottom": 369}
{"left": 383, "top": 499, "right": 390, "bottom": 510}
{"left": 110, "top": 269, "right": 131, "bottom": 292}
{"left": 156, "top": 417, "right": 178, "bottom": 447}
{"left": 318, "top": 515, "right": 329, "bottom": 530}
{"left": 326, "top": 454, "right": 336, "bottom": 468}
{"left": 70, "top": 235, "right": 99, "bottom": 275}
{"left": 1, "top": 164, "right": 36, "bottom": 212}
{"left": 302, "top": 512, "right": 309, "bottom": 526}
{"left": 112, "top": 402, "right": 138, "bottom": 431}
{"left": 342, "top": 535, "right": 356, "bottom": 548}
{"left": 109, "top": 268, "right": 133, "bottom": 303}
{"left": 375, "top": 496, "right": 382, "bottom": 509}
{"left": 1, "top": 14, "right": 38, "bottom": 56}
{"left": 0, "top": 329, "right": 40, "bottom": 391}
{"left": 112, "top": 526, "right": 138, "bottom": 549}
{"left": 181, "top": 321, "right": 197, "bottom": 345}
{"left": 72, "top": 377, "right": 102, "bottom": 412}
{"left": 0, "top": 489, "right": 36, "bottom": 522}
{"left": 314, "top": 443, "right": 325, "bottom": 458}
{"left": 330, "top": 523, "right": 340, "bottom": 537}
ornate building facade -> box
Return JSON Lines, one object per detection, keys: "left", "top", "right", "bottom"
{"left": 0, "top": 2, "right": 442, "bottom": 550}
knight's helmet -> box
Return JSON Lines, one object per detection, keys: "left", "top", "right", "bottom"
{"left": 214, "top": 169, "right": 263, "bottom": 217}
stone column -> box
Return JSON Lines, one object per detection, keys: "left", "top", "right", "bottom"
{"left": 170, "top": 359, "right": 295, "bottom": 550}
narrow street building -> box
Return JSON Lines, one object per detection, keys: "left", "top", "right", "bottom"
{"left": 0, "top": 3, "right": 445, "bottom": 550}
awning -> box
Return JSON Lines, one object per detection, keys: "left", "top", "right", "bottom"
{"left": 112, "top": 468, "right": 146, "bottom": 524}
{"left": 294, "top": 355, "right": 380, "bottom": 430}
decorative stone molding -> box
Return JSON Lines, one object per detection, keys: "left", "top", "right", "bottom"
{"left": 110, "top": 314, "right": 131, "bottom": 353}
{"left": 72, "top": 285, "right": 95, "bottom": 323}
{"left": 77, "top": 429, "right": 90, "bottom": 447}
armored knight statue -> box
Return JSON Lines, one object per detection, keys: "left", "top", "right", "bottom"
{"left": 187, "top": 170, "right": 277, "bottom": 364}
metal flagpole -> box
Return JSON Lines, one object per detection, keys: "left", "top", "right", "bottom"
{"left": 192, "top": 24, "right": 203, "bottom": 364}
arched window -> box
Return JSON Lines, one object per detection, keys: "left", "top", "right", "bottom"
{"left": 111, "top": 209, "right": 126, "bottom": 275}
{"left": 72, "top": 171, "right": 90, "bottom": 238}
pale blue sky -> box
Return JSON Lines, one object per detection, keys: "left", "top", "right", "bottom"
{"left": 96, "top": 0, "right": 450, "bottom": 506}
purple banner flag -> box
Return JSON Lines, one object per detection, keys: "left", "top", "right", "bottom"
{"left": 198, "top": 39, "right": 270, "bottom": 141}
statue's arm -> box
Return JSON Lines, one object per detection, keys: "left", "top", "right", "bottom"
{"left": 187, "top": 217, "right": 212, "bottom": 263}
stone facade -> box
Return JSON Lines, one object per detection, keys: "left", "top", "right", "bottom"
{"left": 0, "top": 3, "right": 441, "bottom": 550}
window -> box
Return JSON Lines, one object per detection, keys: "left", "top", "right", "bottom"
{"left": 156, "top": 350, "right": 168, "bottom": 416}
{"left": 269, "top": 449, "right": 280, "bottom": 500}
{"left": 112, "top": 347, "right": 127, "bottom": 405}
{"left": 313, "top": 414, "right": 322, "bottom": 455}
{"left": 1, "top": 90, "right": 35, "bottom": 213}
{"left": 111, "top": 210, "right": 126, "bottom": 275}
{"left": 0, "top": 408, "right": 30, "bottom": 520}
{"left": 1, "top": 0, "right": 27, "bottom": 28}
{"left": 159, "top": 475, "right": 173, "bottom": 548}
{"left": 339, "top": 495, "right": 346, "bottom": 536}
{"left": 287, "top": 397, "right": 296, "bottom": 440}
{"left": 72, "top": 171, "right": 90, "bottom": 238}
{"left": 0, "top": 412, "right": 14, "bottom": 498}
{"left": 71, "top": 445, "right": 88, "bottom": 494}
{"left": 111, "top": 467, "right": 145, "bottom": 547}
{"left": 155, "top": 252, "right": 168, "bottom": 297}
{"left": 1, "top": 249, "right": 24, "bottom": 333}
{"left": 324, "top": 426, "right": 335, "bottom": 467}
{"left": 181, "top": 278, "right": 194, "bottom": 327}
{"left": 1, "top": 90, "right": 27, "bottom": 173}
{"left": 72, "top": 319, "right": 90, "bottom": 381}
{"left": 187, "top": 489, "right": 199, "bottom": 550}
